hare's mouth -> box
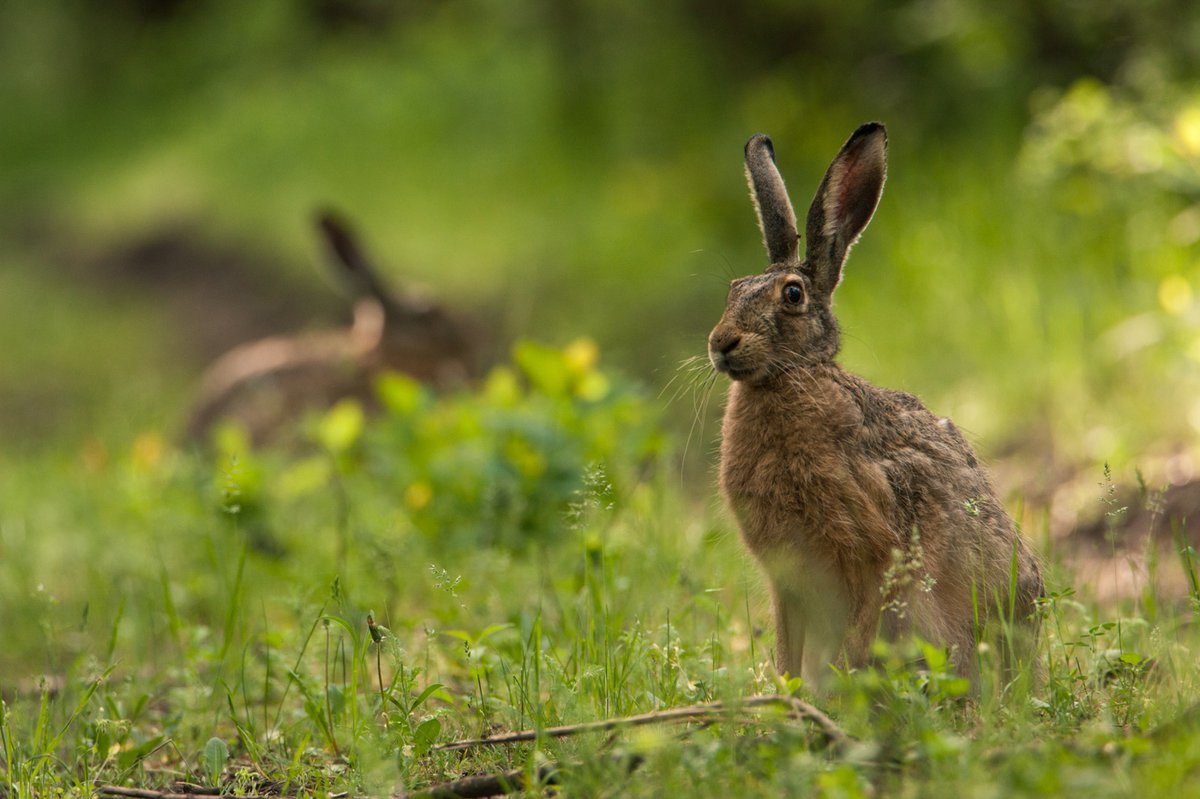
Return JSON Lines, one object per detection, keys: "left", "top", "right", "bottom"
{"left": 724, "top": 364, "right": 757, "bottom": 381}
{"left": 711, "top": 354, "right": 763, "bottom": 382}
{"left": 709, "top": 332, "right": 771, "bottom": 382}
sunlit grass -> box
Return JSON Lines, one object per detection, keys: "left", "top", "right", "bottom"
{"left": 0, "top": 345, "right": 1199, "bottom": 797}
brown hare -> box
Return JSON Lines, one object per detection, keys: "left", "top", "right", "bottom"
{"left": 187, "top": 212, "right": 478, "bottom": 444}
{"left": 709, "top": 123, "right": 1042, "bottom": 683}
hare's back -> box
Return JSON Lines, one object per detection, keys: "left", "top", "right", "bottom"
{"left": 845, "top": 375, "right": 1008, "bottom": 528}
{"left": 846, "top": 376, "right": 978, "bottom": 466}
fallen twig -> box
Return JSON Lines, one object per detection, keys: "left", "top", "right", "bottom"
{"left": 397, "top": 763, "right": 559, "bottom": 799}
{"left": 98, "top": 787, "right": 279, "bottom": 799}
{"left": 398, "top": 752, "right": 646, "bottom": 799}
{"left": 102, "top": 697, "right": 846, "bottom": 799}
{"left": 402, "top": 696, "right": 846, "bottom": 798}
{"left": 164, "top": 785, "right": 221, "bottom": 796}
{"left": 431, "top": 694, "right": 848, "bottom": 754}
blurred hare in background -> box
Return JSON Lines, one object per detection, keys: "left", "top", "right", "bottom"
{"left": 187, "top": 212, "right": 478, "bottom": 444}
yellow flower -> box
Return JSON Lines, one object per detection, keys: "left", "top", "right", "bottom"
{"left": 130, "top": 432, "right": 165, "bottom": 471}
{"left": 564, "top": 337, "right": 599, "bottom": 376}
{"left": 1176, "top": 105, "right": 1200, "bottom": 157}
{"left": 405, "top": 481, "right": 433, "bottom": 511}
{"left": 1159, "top": 274, "right": 1193, "bottom": 316}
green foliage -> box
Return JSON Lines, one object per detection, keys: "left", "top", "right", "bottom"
{"left": 0, "top": 339, "right": 1198, "bottom": 797}
{"left": 272, "top": 337, "right": 664, "bottom": 551}
{"left": 0, "top": 0, "right": 1197, "bottom": 469}
{"left": 201, "top": 736, "right": 229, "bottom": 786}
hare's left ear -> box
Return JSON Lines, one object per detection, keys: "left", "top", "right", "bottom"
{"left": 804, "top": 123, "right": 887, "bottom": 298}
{"left": 316, "top": 210, "right": 398, "bottom": 316}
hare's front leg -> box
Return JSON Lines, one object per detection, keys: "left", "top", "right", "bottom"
{"left": 771, "top": 588, "right": 807, "bottom": 680}
{"left": 841, "top": 590, "right": 884, "bottom": 670}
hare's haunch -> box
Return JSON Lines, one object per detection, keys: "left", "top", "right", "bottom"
{"left": 710, "top": 124, "right": 1042, "bottom": 682}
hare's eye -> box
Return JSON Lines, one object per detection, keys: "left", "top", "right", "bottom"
{"left": 783, "top": 284, "right": 804, "bottom": 304}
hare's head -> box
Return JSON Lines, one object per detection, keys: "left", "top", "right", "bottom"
{"left": 317, "top": 211, "right": 477, "bottom": 383}
{"left": 708, "top": 123, "right": 887, "bottom": 384}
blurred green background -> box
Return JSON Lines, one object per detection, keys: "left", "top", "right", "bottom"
{"left": 1, "top": 0, "right": 1198, "bottom": 477}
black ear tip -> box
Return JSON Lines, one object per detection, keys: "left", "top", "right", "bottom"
{"left": 851, "top": 121, "right": 887, "bottom": 144}
{"left": 745, "top": 133, "right": 775, "bottom": 160}
{"left": 316, "top": 208, "right": 347, "bottom": 236}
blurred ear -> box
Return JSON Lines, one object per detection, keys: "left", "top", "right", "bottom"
{"left": 803, "top": 123, "right": 887, "bottom": 297}
{"left": 744, "top": 134, "right": 799, "bottom": 267}
{"left": 316, "top": 210, "right": 397, "bottom": 314}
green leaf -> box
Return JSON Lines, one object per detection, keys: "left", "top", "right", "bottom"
{"left": 514, "top": 340, "right": 572, "bottom": 397}
{"left": 316, "top": 398, "right": 365, "bottom": 454}
{"left": 483, "top": 366, "right": 522, "bottom": 405}
{"left": 412, "top": 717, "right": 441, "bottom": 757}
{"left": 920, "top": 643, "right": 949, "bottom": 672}
{"left": 409, "top": 683, "right": 445, "bottom": 714}
{"left": 940, "top": 677, "right": 972, "bottom": 697}
{"left": 376, "top": 371, "right": 429, "bottom": 416}
{"left": 119, "top": 735, "right": 166, "bottom": 770}
{"left": 476, "top": 623, "right": 515, "bottom": 643}
{"left": 328, "top": 684, "right": 346, "bottom": 720}
{"left": 275, "top": 456, "right": 333, "bottom": 500}
{"left": 202, "top": 737, "right": 229, "bottom": 786}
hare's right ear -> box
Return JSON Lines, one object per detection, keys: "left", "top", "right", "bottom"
{"left": 316, "top": 210, "right": 397, "bottom": 313}
{"left": 745, "top": 134, "right": 800, "bottom": 267}
{"left": 803, "top": 123, "right": 887, "bottom": 298}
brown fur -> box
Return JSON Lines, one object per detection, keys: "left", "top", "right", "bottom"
{"left": 187, "top": 212, "right": 478, "bottom": 444}
{"left": 710, "top": 124, "right": 1042, "bottom": 683}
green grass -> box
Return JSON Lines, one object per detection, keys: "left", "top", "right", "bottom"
{"left": 2, "top": 344, "right": 1200, "bottom": 798}
{"left": 2, "top": 4, "right": 1200, "bottom": 796}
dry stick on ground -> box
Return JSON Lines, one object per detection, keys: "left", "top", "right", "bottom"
{"left": 432, "top": 694, "right": 849, "bottom": 754}
{"left": 397, "top": 762, "right": 564, "bottom": 799}
{"left": 98, "top": 788, "right": 279, "bottom": 799}
{"left": 398, "top": 753, "right": 652, "bottom": 799}
{"left": 102, "top": 696, "right": 846, "bottom": 799}
{"left": 408, "top": 696, "right": 844, "bottom": 799}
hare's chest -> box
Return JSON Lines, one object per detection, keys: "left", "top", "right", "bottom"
{"left": 719, "top": 416, "right": 826, "bottom": 499}
{"left": 718, "top": 385, "right": 895, "bottom": 557}
{"left": 719, "top": 403, "right": 838, "bottom": 541}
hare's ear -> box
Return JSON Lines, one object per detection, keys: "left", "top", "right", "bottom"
{"left": 316, "top": 210, "right": 397, "bottom": 314}
{"left": 803, "top": 123, "right": 887, "bottom": 297}
{"left": 744, "top": 134, "right": 800, "bottom": 267}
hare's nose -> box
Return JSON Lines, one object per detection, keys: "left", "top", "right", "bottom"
{"left": 711, "top": 332, "right": 741, "bottom": 355}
